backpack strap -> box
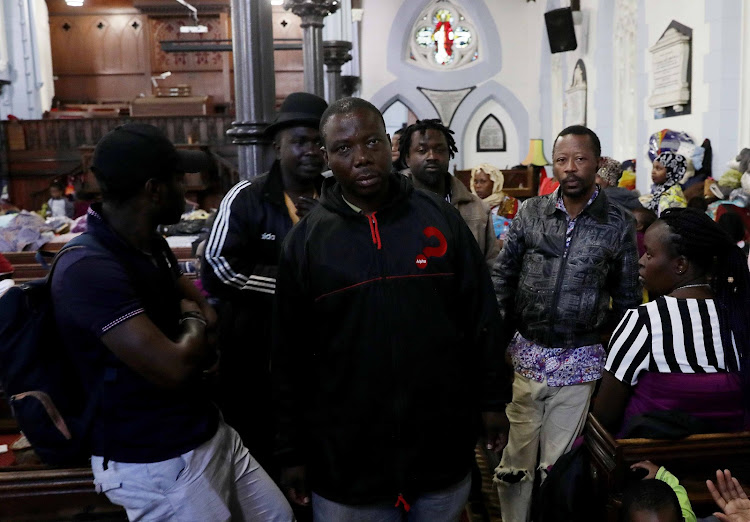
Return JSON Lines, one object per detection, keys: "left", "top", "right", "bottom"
{"left": 48, "top": 234, "right": 116, "bottom": 462}
{"left": 45, "top": 234, "right": 109, "bottom": 284}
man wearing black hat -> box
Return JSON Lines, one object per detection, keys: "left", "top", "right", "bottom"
{"left": 202, "top": 92, "right": 328, "bottom": 466}
{"left": 52, "top": 123, "right": 293, "bottom": 520}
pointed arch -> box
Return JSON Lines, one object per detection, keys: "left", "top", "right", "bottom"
{"left": 382, "top": 98, "right": 418, "bottom": 137}
{"left": 477, "top": 114, "right": 506, "bottom": 152}
{"left": 450, "top": 81, "right": 529, "bottom": 169}
{"left": 372, "top": 88, "right": 437, "bottom": 123}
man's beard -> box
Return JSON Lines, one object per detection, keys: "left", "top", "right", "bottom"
{"left": 414, "top": 166, "right": 445, "bottom": 188}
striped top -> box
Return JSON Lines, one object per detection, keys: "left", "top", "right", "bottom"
{"left": 605, "top": 296, "right": 740, "bottom": 386}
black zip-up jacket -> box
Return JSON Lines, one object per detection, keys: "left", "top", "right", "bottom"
{"left": 492, "top": 188, "right": 641, "bottom": 349}
{"left": 201, "top": 163, "right": 324, "bottom": 452}
{"left": 273, "top": 174, "right": 511, "bottom": 505}
{"left": 202, "top": 161, "right": 324, "bottom": 305}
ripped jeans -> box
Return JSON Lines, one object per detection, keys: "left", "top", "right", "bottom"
{"left": 494, "top": 373, "right": 595, "bottom": 522}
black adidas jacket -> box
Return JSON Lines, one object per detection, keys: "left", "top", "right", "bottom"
{"left": 202, "top": 161, "right": 324, "bottom": 304}
{"left": 273, "top": 173, "right": 511, "bottom": 505}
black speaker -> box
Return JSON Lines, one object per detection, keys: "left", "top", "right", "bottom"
{"left": 544, "top": 8, "right": 577, "bottom": 53}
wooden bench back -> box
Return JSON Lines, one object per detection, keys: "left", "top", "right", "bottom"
{"left": 585, "top": 412, "right": 750, "bottom": 519}
{"left": 3, "top": 245, "right": 198, "bottom": 283}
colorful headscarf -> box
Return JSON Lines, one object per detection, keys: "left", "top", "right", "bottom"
{"left": 648, "top": 151, "right": 686, "bottom": 211}
{"left": 470, "top": 163, "right": 506, "bottom": 208}
{"left": 596, "top": 157, "right": 623, "bottom": 187}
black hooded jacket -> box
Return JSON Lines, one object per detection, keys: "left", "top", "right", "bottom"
{"left": 273, "top": 173, "right": 511, "bottom": 505}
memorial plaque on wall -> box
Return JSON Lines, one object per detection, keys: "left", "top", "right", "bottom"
{"left": 648, "top": 22, "right": 692, "bottom": 118}
{"left": 476, "top": 114, "right": 506, "bottom": 152}
{"left": 564, "top": 60, "right": 587, "bottom": 127}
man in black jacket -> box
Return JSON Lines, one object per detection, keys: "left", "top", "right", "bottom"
{"left": 492, "top": 125, "right": 641, "bottom": 522}
{"left": 202, "top": 92, "right": 328, "bottom": 466}
{"left": 273, "top": 97, "right": 511, "bottom": 521}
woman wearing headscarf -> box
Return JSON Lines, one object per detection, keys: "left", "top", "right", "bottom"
{"left": 647, "top": 151, "right": 687, "bottom": 216}
{"left": 470, "top": 163, "right": 518, "bottom": 245}
{"left": 596, "top": 156, "right": 643, "bottom": 210}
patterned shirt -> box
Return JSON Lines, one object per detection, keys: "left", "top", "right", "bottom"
{"left": 555, "top": 186, "right": 600, "bottom": 252}
{"left": 509, "top": 187, "right": 606, "bottom": 386}
{"left": 508, "top": 332, "right": 605, "bottom": 386}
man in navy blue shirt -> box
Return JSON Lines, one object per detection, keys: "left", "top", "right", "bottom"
{"left": 52, "top": 123, "right": 293, "bottom": 521}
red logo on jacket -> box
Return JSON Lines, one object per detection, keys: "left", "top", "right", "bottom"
{"left": 416, "top": 226, "right": 447, "bottom": 269}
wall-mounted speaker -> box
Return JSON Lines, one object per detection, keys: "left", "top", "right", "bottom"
{"left": 544, "top": 8, "right": 577, "bottom": 54}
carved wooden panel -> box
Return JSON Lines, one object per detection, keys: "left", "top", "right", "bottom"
{"left": 46, "top": 0, "right": 137, "bottom": 14}
{"left": 4, "top": 117, "right": 234, "bottom": 152}
{"left": 54, "top": 75, "right": 151, "bottom": 104}
{"left": 44, "top": 3, "right": 302, "bottom": 108}
{"left": 274, "top": 49, "right": 303, "bottom": 72}
{"left": 50, "top": 15, "right": 148, "bottom": 75}
{"left": 133, "top": 0, "right": 230, "bottom": 13}
{"left": 148, "top": 71, "right": 229, "bottom": 104}
{"left": 150, "top": 16, "right": 225, "bottom": 72}
{"left": 275, "top": 72, "right": 305, "bottom": 104}
{"left": 2, "top": 116, "right": 234, "bottom": 211}
{"left": 272, "top": 8, "right": 303, "bottom": 40}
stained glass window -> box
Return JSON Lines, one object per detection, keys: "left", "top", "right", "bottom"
{"left": 408, "top": 1, "right": 478, "bottom": 70}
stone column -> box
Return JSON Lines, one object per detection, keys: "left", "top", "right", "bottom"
{"left": 322, "top": 40, "right": 352, "bottom": 103}
{"left": 283, "top": 0, "right": 340, "bottom": 97}
{"left": 227, "top": 0, "right": 276, "bottom": 180}
{"left": 342, "top": 7, "right": 362, "bottom": 98}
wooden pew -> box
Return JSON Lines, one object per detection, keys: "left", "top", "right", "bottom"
{"left": 0, "top": 417, "right": 126, "bottom": 521}
{"left": 452, "top": 166, "right": 539, "bottom": 199}
{"left": 2, "top": 252, "right": 47, "bottom": 283}
{"left": 584, "top": 413, "right": 750, "bottom": 520}
{"left": 3, "top": 251, "right": 39, "bottom": 266}
{"left": 3, "top": 244, "right": 198, "bottom": 283}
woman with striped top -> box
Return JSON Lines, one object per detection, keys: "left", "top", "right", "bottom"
{"left": 593, "top": 208, "right": 750, "bottom": 437}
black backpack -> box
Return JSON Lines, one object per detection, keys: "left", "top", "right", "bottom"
{"left": 0, "top": 234, "right": 107, "bottom": 466}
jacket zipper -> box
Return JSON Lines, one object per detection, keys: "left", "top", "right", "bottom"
{"left": 365, "top": 212, "right": 408, "bottom": 504}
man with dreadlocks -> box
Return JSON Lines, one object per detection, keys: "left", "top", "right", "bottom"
{"left": 595, "top": 207, "right": 750, "bottom": 437}
{"left": 400, "top": 119, "right": 499, "bottom": 267}
{"left": 492, "top": 125, "right": 641, "bottom": 522}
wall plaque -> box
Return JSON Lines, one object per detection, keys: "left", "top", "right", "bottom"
{"left": 648, "top": 22, "right": 691, "bottom": 115}
{"left": 564, "top": 59, "right": 587, "bottom": 127}
{"left": 476, "top": 114, "right": 506, "bottom": 151}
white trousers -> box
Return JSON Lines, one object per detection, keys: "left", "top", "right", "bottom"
{"left": 91, "top": 421, "right": 294, "bottom": 522}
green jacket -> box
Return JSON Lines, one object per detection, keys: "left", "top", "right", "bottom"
{"left": 657, "top": 466, "right": 697, "bottom": 522}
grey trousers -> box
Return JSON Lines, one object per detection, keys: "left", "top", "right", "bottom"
{"left": 494, "top": 373, "right": 595, "bottom": 522}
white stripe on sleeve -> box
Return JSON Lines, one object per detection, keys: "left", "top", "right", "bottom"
{"left": 205, "top": 181, "right": 260, "bottom": 290}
